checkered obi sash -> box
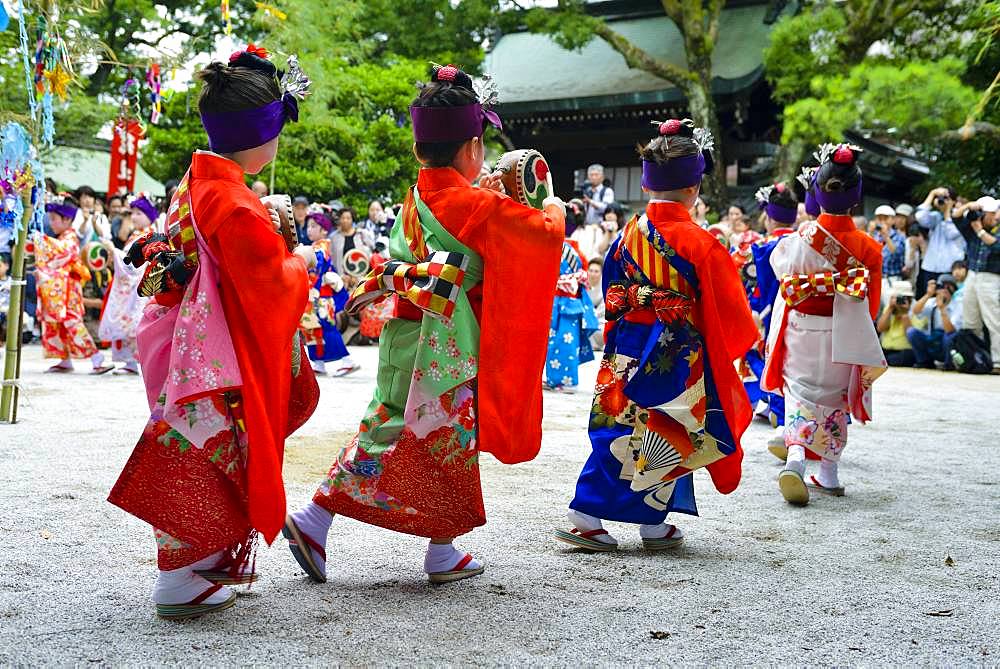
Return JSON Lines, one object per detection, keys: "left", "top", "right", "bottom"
{"left": 346, "top": 251, "right": 469, "bottom": 320}
{"left": 779, "top": 267, "right": 870, "bottom": 307}
{"left": 605, "top": 282, "right": 694, "bottom": 324}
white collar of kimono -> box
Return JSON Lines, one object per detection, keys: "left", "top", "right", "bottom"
{"left": 647, "top": 198, "right": 681, "bottom": 204}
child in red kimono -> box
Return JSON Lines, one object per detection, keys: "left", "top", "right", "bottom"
{"left": 556, "top": 119, "right": 758, "bottom": 552}
{"left": 762, "top": 144, "right": 886, "bottom": 505}
{"left": 108, "top": 46, "right": 318, "bottom": 619}
{"left": 35, "top": 195, "right": 112, "bottom": 374}
{"left": 283, "top": 65, "right": 565, "bottom": 584}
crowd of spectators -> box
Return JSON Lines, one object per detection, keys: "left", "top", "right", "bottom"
{"left": 0, "top": 178, "right": 403, "bottom": 348}
{"left": 3, "top": 174, "right": 997, "bottom": 375}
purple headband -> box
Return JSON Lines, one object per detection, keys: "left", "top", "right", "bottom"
{"left": 766, "top": 202, "right": 798, "bottom": 225}
{"left": 130, "top": 196, "right": 159, "bottom": 225}
{"left": 45, "top": 203, "right": 78, "bottom": 220}
{"left": 306, "top": 212, "right": 332, "bottom": 233}
{"left": 201, "top": 94, "right": 300, "bottom": 154}
{"left": 815, "top": 175, "right": 863, "bottom": 213}
{"left": 409, "top": 103, "right": 502, "bottom": 143}
{"left": 641, "top": 153, "right": 705, "bottom": 192}
{"left": 803, "top": 188, "right": 820, "bottom": 217}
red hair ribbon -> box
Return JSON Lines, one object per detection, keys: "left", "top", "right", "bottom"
{"left": 230, "top": 43, "right": 270, "bottom": 64}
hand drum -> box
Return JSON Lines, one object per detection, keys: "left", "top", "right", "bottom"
{"left": 343, "top": 247, "right": 371, "bottom": 278}
{"left": 494, "top": 149, "right": 552, "bottom": 210}
{"left": 83, "top": 241, "right": 110, "bottom": 273}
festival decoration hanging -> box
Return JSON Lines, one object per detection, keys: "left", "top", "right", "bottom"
{"left": 255, "top": 2, "right": 287, "bottom": 21}
{"left": 222, "top": 0, "right": 233, "bottom": 35}
{"left": 146, "top": 63, "right": 162, "bottom": 125}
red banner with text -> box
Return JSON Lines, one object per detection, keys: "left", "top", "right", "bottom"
{"left": 107, "top": 119, "right": 144, "bottom": 196}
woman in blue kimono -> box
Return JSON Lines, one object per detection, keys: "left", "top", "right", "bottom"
{"left": 545, "top": 239, "right": 600, "bottom": 392}
{"left": 301, "top": 213, "right": 358, "bottom": 376}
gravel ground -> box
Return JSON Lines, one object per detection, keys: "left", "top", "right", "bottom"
{"left": 0, "top": 342, "right": 997, "bottom": 666}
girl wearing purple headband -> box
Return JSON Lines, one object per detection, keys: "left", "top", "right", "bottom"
{"left": 35, "top": 195, "right": 112, "bottom": 375}
{"left": 557, "top": 119, "right": 758, "bottom": 554}
{"left": 285, "top": 64, "right": 566, "bottom": 585}
{"left": 108, "top": 46, "right": 320, "bottom": 620}
{"left": 94, "top": 194, "right": 158, "bottom": 376}
{"left": 743, "top": 184, "right": 799, "bottom": 452}
{"left": 761, "top": 144, "right": 887, "bottom": 506}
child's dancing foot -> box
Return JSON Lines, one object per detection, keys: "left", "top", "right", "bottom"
{"left": 283, "top": 503, "right": 332, "bottom": 583}
{"left": 554, "top": 509, "right": 619, "bottom": 552}
{"left": 424, "top": 541, "right": 484, "bottom": 584}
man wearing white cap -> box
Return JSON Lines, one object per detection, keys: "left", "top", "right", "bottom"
{"left": 869, "top": 205, "right": 906, "bottom": 303}
{"left": 953, "top": 196, "right": 1000, "bottom": 371}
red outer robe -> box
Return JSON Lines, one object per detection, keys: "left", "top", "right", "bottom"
{"left": 178, "top": 153, "right": 315, "bottom": 543}
{"left": 646, "top": 201, "right": 759, "bottom": 494}
{"left": 414, "top": 167, "right": 565, "bottom": 463}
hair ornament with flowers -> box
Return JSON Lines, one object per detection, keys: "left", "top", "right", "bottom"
{"left": 813, "top": 142, "right": 838, "bottom": 166}
{"left": 796, "top": 165, "right": 817, "bottom": 191}
{"left": 755, "top": 184, "right": 775, "bottom": 208}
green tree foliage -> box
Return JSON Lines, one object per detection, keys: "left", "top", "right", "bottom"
{"left": 780, "top": 59, "right": 977, "bottom": 146}
{"left": 764, "top": 0, "right": 999, "bottom": 194}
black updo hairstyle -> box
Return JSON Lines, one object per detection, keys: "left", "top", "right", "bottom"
{"left": 411, "top": 65, "right": 484, "bottom": 168}
{"left": 769, "top": 182, "right": 798, "bottom": 209}
{"left": 637, "top": 119, "right": 698, "bottom": 163}
{"left": 197, "top": 51, "right": 281, "bottom": 115}
{"left": 816, "top": 145, "right": 862, "bottom": 194}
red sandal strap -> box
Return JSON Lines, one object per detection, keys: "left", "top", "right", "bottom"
{"left": 571, "top": 528, "right": 609, "bottom": 540}
{"left": 809, "top": 475, "right": 833, "bottom": 490}
{"left": 665, "top": 525, "right": 677, "bottom": 539}
{"left": 453, "top": 553, "right": 474, "bottom": 572}
{"left": 297, "top": 526, "right": 327, "bottom": 562}
{"left": 189, "top": 583, "right": 223, "bottom": 605}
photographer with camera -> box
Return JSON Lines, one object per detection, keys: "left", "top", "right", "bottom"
{"left": 876, "top": 281, "right": 915, "bottom": 367}
{"left": 869, "top": 204, "right": 906, "bottom": 287}
{"left": 952, "top": 196, "right": 1000, "bottom": 371}
{"left": 905, "top": 273, "right": 963, "bottom": 369}
{"left": 915, "top": 186, "right": 966, "bottom": 296}
{"left": 581, "top": 163, "right": 615, "bottom": 227}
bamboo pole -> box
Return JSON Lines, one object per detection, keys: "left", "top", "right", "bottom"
{"left": 1, "top": 192, "right": 34, "bottom": 423}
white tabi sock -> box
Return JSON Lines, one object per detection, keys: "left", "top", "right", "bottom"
{"left": 639, "top": 521, "right": 685, "bottom": 540}
{"left": 290, "top": 502, "right": 332, "bottom": 573}
{"left": 785, "top": 445, "right": 806, "bottom": 476}
{"left": 818, "top": 458, "right": 841, "bottom": 489}
{"left": 91, "top": 352, "right": 105, "bottom": 369}
{"left": 152, "top": 561, "right": 233, "bottom": 606}
{"left": 53, "top": 358, "right": 73, "bottom": 370}
{"left": 423, "top": 541, "right": 482, "bottom": 575}
{"left": 567, "top": 509, "right": 618, "bottom": 545}
{"left": 311, "top": 360, "right": 327, "bottom": 375}
{"left": 124, "top": 358, "right": 140, "bottom": 373}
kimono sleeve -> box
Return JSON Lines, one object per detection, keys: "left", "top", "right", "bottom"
{"left": 701, "top": 242, "right": 758, "bottom": 362}
{"left": 204, "top": 204, "right": 313, "bottom": 543}
{"left": 473, "top": 195, "right": 565, "bottom": 464}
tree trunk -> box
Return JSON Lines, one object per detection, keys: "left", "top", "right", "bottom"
{"left": 87, "top": 62, "right": 115, "bottom": 96}
{"left": 684, "top": 76, "right": 727, "bottom": 206}
{"left": 775, "top": 137, "right": 809, "bottom": 184}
